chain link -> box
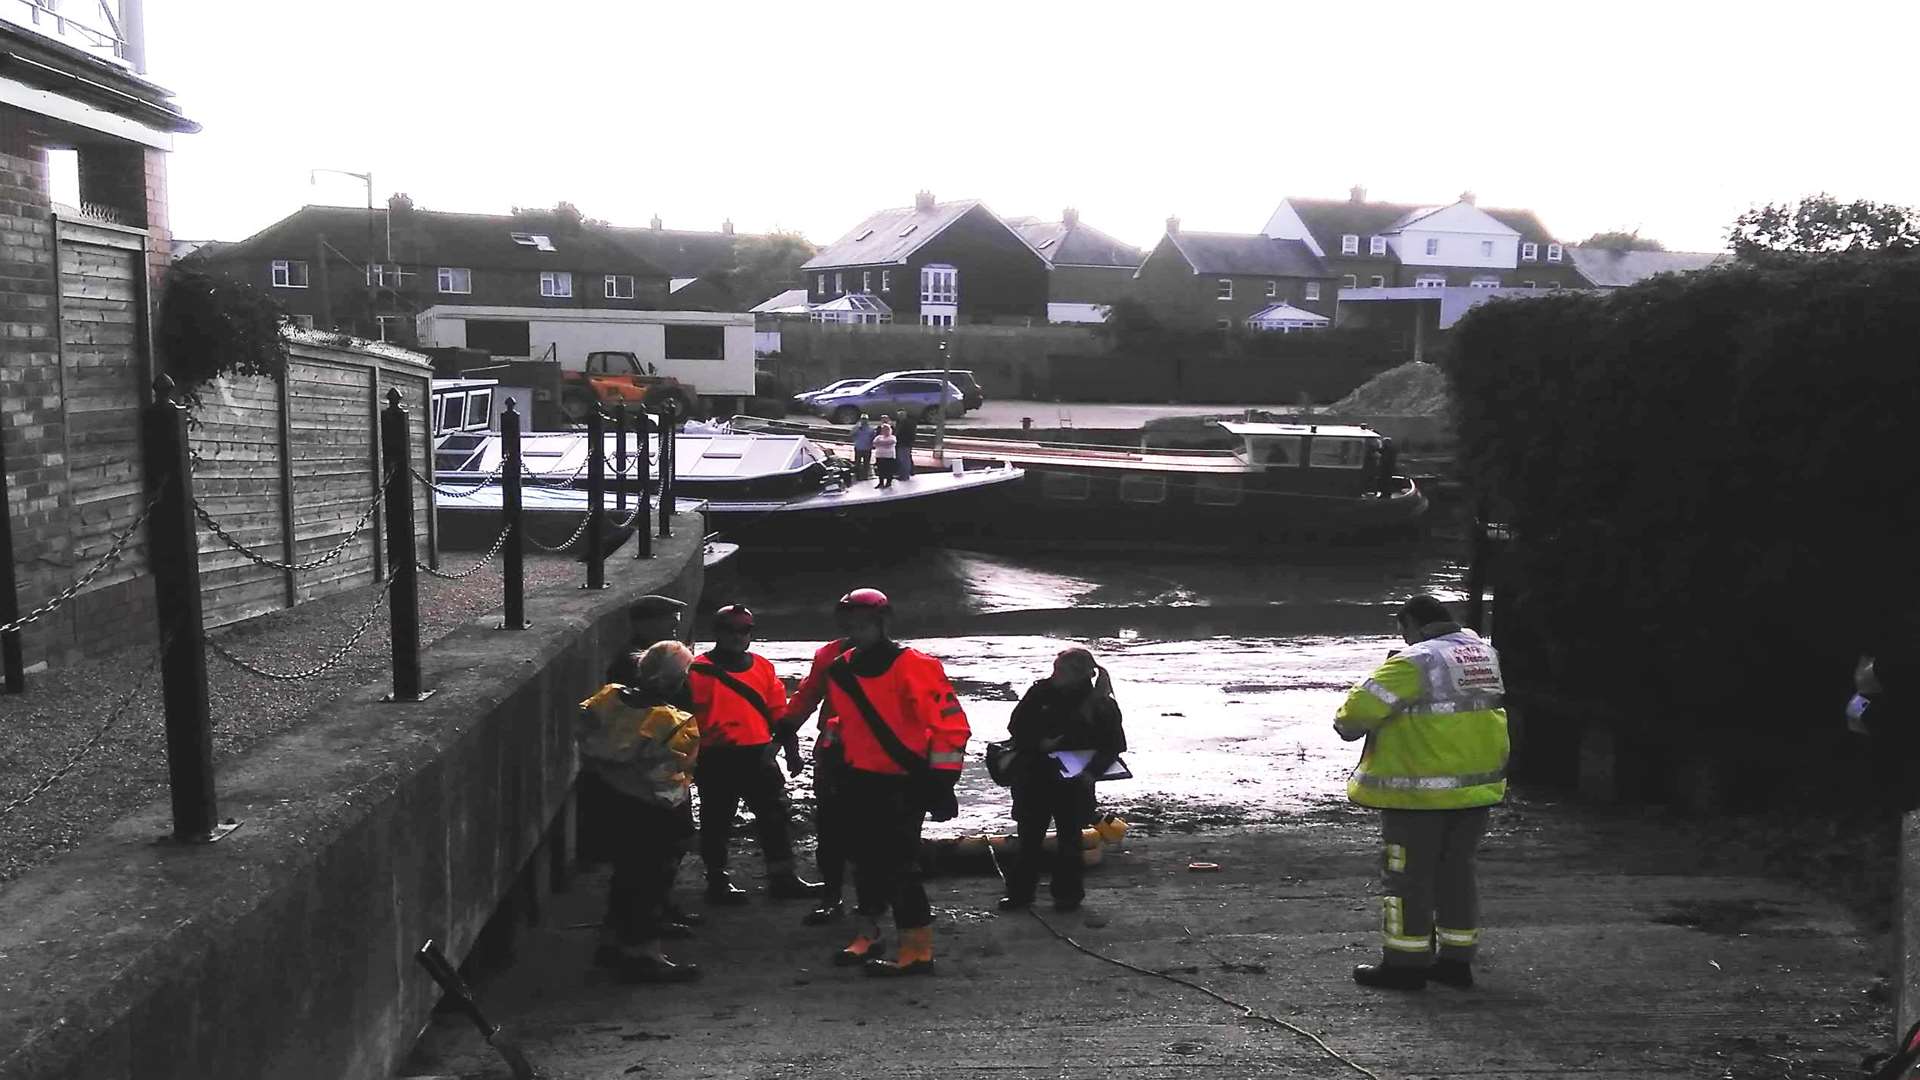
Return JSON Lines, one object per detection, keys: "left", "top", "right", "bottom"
{"left": 526, "top": 512, "right": 593, "bottom": 553}
{"left": 206, "top": 576, "right": 395, "bottom": 681}
{"left": 194, "top": 470, "right": 392, "bottom": 574}
{"left": 0, "top": 646, "right": 161, "bottom": 818}
{"left": 418, "top": 524, "right": 512, "bottom": 580}
{"left": 0, "top": 482, "right": 166, "bottom": 636}
{"left": 413, "top": 460, "right": 507, "bottom": 499}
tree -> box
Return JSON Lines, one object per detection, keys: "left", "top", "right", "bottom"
{"left": 712, "top": 230, "right": 817, "bottom": 308}
{"left": 1581, "top": 229, "right": 1664, "bottom": 252}
{"left": 1729, "top": 193, "right": 1920, "bottom": 258}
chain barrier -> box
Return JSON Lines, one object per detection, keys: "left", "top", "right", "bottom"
{"left": 0, "top": 481, "right": 167, "bottom": 637}
{"left": 525, "top": 458, "right": 589, "bottom": 489}
{"left": 206, "top": 575, "right": 395, "bottom": 681}
{"left": 0, "top": 644, "right": 162, "bottom": 819}
{"left": 418, "top": 524, "right": 512, "bottom": 580}
{"left": 526, "top": 512, "right": 593, "bottom": 553}
{"left": 412, "top": 460, "right": 507, "bottom": 500}
{"left": 193, "top": 470, "right": 392, "bottom": 574}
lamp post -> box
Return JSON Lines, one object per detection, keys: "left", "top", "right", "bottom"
{"left": 935, "top": 332, "right": 950, "bottom": 464}
{"left": 309, "top": 168, "right": 390, "bottom": 338}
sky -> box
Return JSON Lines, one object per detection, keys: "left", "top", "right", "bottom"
{"left": 145, "top": 0, "right": 1918, "bottom": 254}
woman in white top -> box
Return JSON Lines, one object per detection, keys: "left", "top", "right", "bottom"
{"left": 872, "top": 420, "right": 898, "bottom": 489}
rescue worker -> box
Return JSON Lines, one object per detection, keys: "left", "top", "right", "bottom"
{"left": 1334, "top": 594, "right": 1509, "bottom": 991}
{"left": 576, "top": 640, "right": 702, "bottom": 983}
{"left": 690, "top": 605, "right": 824, "bottom": 904}
{"left": 777, "top": 605, "right": 861, "bottom": 925}
{"left": 814, "top": 587, "right": 968, "bottom": 976}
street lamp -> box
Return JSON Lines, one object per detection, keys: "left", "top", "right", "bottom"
{"left": 310, "top": 168, "right": 390, "bottom": 339}
{"left": 935, "top": 332, "right": 951, "bottom": 464}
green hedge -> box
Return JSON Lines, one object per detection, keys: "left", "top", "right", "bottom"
{"left": 1447, "top": 254, "right": 1920, "bottom": 765}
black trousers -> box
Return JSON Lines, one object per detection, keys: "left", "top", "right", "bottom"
{"left": 697, "top": 745, "right": 794, "bottom": 873}
{"left": 1007, "top": 776, "right": 1095, "bottom": 904}
{"left": 605, "top": 793, "right": 694, "bottom": 945}
{"left": 814, "top": 746, "right": 852, "bottom": 897}
{"left": 845, "top": 770, "right": 931, "bottom": 930}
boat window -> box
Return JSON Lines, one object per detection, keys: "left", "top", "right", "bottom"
{"left": 1119, "top": 474, "right": 1166, "bottom": 504}
{"left": 438, "top": 393, "right": 465, "bottom": 434}
{"left": 1251, "top": 435, "right": 1303, "bottom": 467}
{"left": 465, "top": 390, "right": 491, "bottom": 430}
{"left": 1309, "top": 437, "right": 1367, "bottom": 469}
{"left": 1194, "top": 474, "right": 1243, "bottom": 506}
{"left": 1042, "top": 472, "right": 1092, "bottom": 501}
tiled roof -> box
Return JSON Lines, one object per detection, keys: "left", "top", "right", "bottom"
{"left": 1008, "top": 217, "right": 1143, "bottom": 268}
{"left": 203, "top": 205, "right": 673, "bottom": 277}
{"left": 1568, "top": 247, "right": 1726, "bottom": 287}
{"left": 802, "top": 201, "right": 981, "bottom": 270}
{"left": 749, "top": 288, "right": 811, "bottom": 313}
{"left": 607, "top": 227, "right": 744, "bottom": 277}
{"left": 1166, "top": 232, "right": 1329, "bottom": 278}
{"left": 1288, "top": 198, "right": 1430, "bottom": 250}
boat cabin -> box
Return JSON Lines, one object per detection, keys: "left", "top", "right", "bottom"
{"left": 1216, "top": 421, "right": 1394, "bottom": 497}
{"left": 432, "top": 378, "right": 499, "bottom": 473}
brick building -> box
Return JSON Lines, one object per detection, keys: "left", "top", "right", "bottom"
{"left": 0, "top": 4, "right": 197, "bottom": 667}
{"left": 1007, "top": 209, "right": 1143, "bottom": 322}
{"left": 1131, "top": 218, "right": 1337, "bottom": 330}
{"left": 800, "top": 192, "right": 1049, "bottom": 327}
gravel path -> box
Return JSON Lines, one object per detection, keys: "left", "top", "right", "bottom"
{"left": 0, "top": 551, "right": 596, "bottom": 884}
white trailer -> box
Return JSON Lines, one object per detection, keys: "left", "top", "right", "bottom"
{"left": 414, "top": 305, "right": 756, "bottom": 400}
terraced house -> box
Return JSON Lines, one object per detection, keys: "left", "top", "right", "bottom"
{"left": 1131, "top": 217, "right": 1337, "bottom": 332}
{"left": 800, "top": 192, "right": 1049, "bottom": 327}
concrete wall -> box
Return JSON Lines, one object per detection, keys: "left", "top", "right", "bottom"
{"left": 0, "top": 523, "right": 705, "bottom": 1080}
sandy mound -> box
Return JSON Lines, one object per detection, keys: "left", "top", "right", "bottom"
{"left": 1330, "top": 361, "right": 1452, "bottom": 417}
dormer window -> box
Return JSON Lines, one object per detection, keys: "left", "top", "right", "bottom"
{"left": 1547, "top": 243, "right": 1564, "bottom": 262}
{"left": 510, "top": 232, "right": 556, "bottom": 252}
{"left": 1521, "top": 242, "right": 1538, "bottom": 261}
{"left": 1340, "top": 234, "right": 1359, "bottom": 255}
{"left": 1369, "top": 236, "right": 1387, "bottom": 256}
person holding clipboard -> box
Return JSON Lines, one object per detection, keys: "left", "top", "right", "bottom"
{"left": 999, "top": 647, "right": 1128, "bottom": 913}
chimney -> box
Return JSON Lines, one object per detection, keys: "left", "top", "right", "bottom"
{"left": 914, "top": 190, "right": 936, "bottom": 212}
{"left": 1165, "top": 215, "right": 1180, "bottom": 235}
{"left": 649, "top": 214, "right": 663, "bottom": 230}
{"left": 1349, "top": 184, "right": 1367, "bottom": 204}
{"left": 1458, "top": 190, "right": 1477, "bottom": 205}
{"left": 1062, "top": 207, "right": 1079, "bottom": 227}
{"left": 722, "top": 218, "right": 734, "bottom": 236}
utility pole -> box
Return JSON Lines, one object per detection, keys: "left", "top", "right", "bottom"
{"left": 311, "top": 168, "right": 385, "bottom": 338}
{"left": 935, "top": 332, "right": 950, "bottom": 464}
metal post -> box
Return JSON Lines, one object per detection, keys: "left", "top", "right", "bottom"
{"left": 657, "top": 401, "right": 675, "bottom": 539}
{"left": 613, "top": 403, "right": 628, "bottom": 520}
{"left": 935, "top": 333, "right": 949, "bottom": 464}
{"left": 0, "top": 420, "right": 24, "bottom": 692}
{"left": 583, "top": 406, "right": 605, "bottom": 590}
{"left": 1465, "top": 497, "right": 1490, "bottom": 633}
{"left": 381, "top": 388, "right": 430, "bottom": 701}
{"left": 144, "top": 376, "right": 232, "bottom": 841}
{"left": 634, "top": 408, "right": 652, "bottom": 559}
{"left": 501, "top": 399, "right": 526, "bottom": 630}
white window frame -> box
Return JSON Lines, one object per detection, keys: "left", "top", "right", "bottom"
{"left": 287, "top": 313, "right": 314, "bottom": 330}
{"left": 920, "top": 265, "right": 957, "bottom": 304}
{"left": 881, "top": 269, "right": 892, "bottom": 292}
{"left": 1479, "top": 240, "right": 1494, "bottom": 257}
{"left": 1369, "top": 236, "right": 1387, "bottom": 256}
{"left": 271, "top": 259, "right": 309, "bottom": 288}
{"left": 1217, "top": 278, "right": 1233, "bottom": 301}
{"left": 1340, "top": 234, "right": 1359, "bottom": 255}
{"left": 1370, "top": 274, "right": 1386, "bottom": 288}
{"left": 605, "top": 274, "right": 635, "bottom": 299}
{"left": 1470, "top": 276, "right": 1501, "bottom": 289}
{"left": 817, "top": 273, "right": 826, "bottom": 294}
{"left": 834, "top": 271, "right": 844, "bottom": 293}
{"left": 1521, "top": 280, "right": 1536, "bottom": 289}
{"left": 437, "top": 266, "right": 472, "bottom": 294}
{"left": 1342, "top": 274, "right": 1358, "bottom": 288}
{"left": 1424, "top": 237, "right": 1440, "bottom": 256}
{"left": 1521, "top": 242, "right": 1538, "bottom": 261}
{"left": 1119, "top": 474, "right": 1167, "bottom": 504}
{"left": 1265, "top": 280, "right": 1277, "bottom": 298}
{"left": 919, "top": 312, "right": 954, "bottom": 327}
{"left": 1546, "top": 282, "right": 1563, "bottom": 290}
{"left": 862, "top": 270, "right": 871, "bottom": 292}
{"left": 1304, "top": 281, "right": 1321, "bottom": 301}
{"left": 375, "top": 314, "right": 407, "bottom": 343}
{"left": 1546, "top": 243, "right": 1564, "bottom": 262}
{"left": 1415, "top": 274, "right": 1447, "bottom": 289}
{"left": 540, "top": 271, "right": 573, "bottom": 298}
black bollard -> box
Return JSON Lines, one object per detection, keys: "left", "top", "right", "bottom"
{"left": 657, "top": 400, "right": 676, "bottom": 539}
{"left": 613, "top": 403, "right": 628, "bottom": 520}
{"left": 583, "top": 405, "right": 606, "bottom": 590}
{"left": 501, "top": 399, "right": 526, "bottom": 630}
{"left": 144, "top": 375, "right": 231, "bottom": 841}
{"left": 634, "top": 408, "right": 653, "bottom": 559}
{"left": 381, "top": 389, "right": 431, "bottom": 702}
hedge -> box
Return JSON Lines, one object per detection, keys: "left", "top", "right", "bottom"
{"left": 1446, "top": 253, "right": 1920, "bottom": 780}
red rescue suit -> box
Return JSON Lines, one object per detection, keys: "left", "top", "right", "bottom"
{"left": 784, "top": 637, "right": 853, "bottom": 751}
{"left": 689, "top": 651, "right": 787, "bottom": 749}
{"left": 825, "top": 646, "right": 969, "bottom": 777}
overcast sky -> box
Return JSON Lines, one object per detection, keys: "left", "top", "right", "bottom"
{"left": 147, "top": 1, "right": 1915, "bottom": 254}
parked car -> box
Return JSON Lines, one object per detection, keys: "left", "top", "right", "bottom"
{"left": 811, "top": 377, "right": 965, "bottom": 424}
{"left": 792, "top": 377, "right": 867, "bottom": 407}
{"left": 879, "top": 369, "right": 984, "bottom": 411}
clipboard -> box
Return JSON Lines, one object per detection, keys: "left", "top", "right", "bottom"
{"left": 1050, "top": 749, "right": 1132, "bottom": 782}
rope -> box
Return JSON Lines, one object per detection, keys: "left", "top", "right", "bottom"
{"left": 525, "top": 512, "right": 593, "bottom": 553}
{"left": 0, "top": 482, "right": 165, "bottom": 636}
{"left": 0, "top": 647, "right": 161, "bottom": 818}
{"left": 985, "top": 845, "right": 1380, "bottom": 1080}
{"left": 206, "top": 576, "right": 395, "bottom": 681}
{"left": 418, "top": 524, "right": 511, "bottom": 580}
{"left": 194, "top": 472, "right": 390, "bottom": 573}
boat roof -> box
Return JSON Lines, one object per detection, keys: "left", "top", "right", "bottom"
{"left": 433, "top": 377, "right": 499, "bottom": 392}
{"left": 1217, "top": 422, "right": 1380, "bottom": 438}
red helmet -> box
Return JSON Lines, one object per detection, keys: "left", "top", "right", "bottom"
{"left": 837, "top": 588, "right": 891, "bottom": 615}
{"left": 713, "top": 604, "right": 755, "bottom": 630}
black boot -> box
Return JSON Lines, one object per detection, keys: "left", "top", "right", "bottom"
{"left": 1352, "top": 963, "right": 1427, "bottom": 991}
{"left": 768, "top": 872, "right": 826, "bottom": 900}
{"left": 1429, "top": 958, "right": 1474, "bottom": 989}
{"left": 803, "top": 895, "right": 844, "bottom": 925}
{"left": 619, "top": 954, "right": 701, "bottom": 984}
{"left": 705, "top": 871, "right": 750, "bottom": 906}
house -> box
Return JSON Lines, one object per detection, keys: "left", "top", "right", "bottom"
{"left": 800, "top": 192, "right": 1049, "bottom": 327}
{"left": 191, "top": 204, "right": 680, "bottom": 345}
{"left": 1263, "top": 187, "right": 1588, "bottom": 296}
{"left": 1131, "top": 218, "right": 1336, "bottom": 331}
{"left": 1569, "top": 246, "right": 1726, "bottom": 288}
{"left": 1007, "top": 209, "right": 1143, "bottom": 323}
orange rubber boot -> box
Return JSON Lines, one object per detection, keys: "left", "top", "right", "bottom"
{"left": 835, "top": 922, "right": 885, "bottom": 967}
{"left": 866, "top": 925, "right": 934, "bottom": 976}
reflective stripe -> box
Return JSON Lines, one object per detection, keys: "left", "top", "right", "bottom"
{"left": 1381, "top": 897, "right": 1431, "bottom": 953}
{"left": 1354, "top": 768, "right": 1507, "bottom": 791}
{"left": 1361, "top": 678, "right": 1402, "bottom": 708}
{"left": 1385, "top": 843, "right": 1406, "bottom": 873}
{"left": 929, "top": 751, "right": 965, "bottom": 766}
{"left": 1384, "top": 934, "right": 1433, "bottom": 953}
{"left": 940, "top": 705, "right": 964, "bottom": 718}
{"left": 1435, "top": 927, "right": 1479, "bottom": 947}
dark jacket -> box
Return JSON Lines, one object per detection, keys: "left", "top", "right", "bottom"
{"left": 1008, "top": 677, "right": 1126, "bottom": 782}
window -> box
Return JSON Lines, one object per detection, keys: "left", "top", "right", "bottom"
{"left": 437, "top": 266, "right": 472, "bottom": 294}
{"left": 1217, "top": 279, "right": 1233, "bottom": 300}
{"left": 1194, "top": 474, "right": 1243, "bottom": 506}
{"left": 1370, "top": 274, "right": 1386, "bottom": 288}
{"left": 1424, "top": 238, "right": 1439, "bottom": 256}
{"left": 1547, "top": 243, "right": 1564, "bottom": 262}
{"left": 440, "top": 393, "right": 465, "bottom": 433}
{"left": 510, "top": 232, "right": 556, "bottom": 252}
{"left": 375, "top": 315, "right": 406, "bottom": 343}
{"left": 920, "top": 313, "right": 954, "bottom": 327}
{"left": 287, "top": 314, "right": 314, "bottom": 330}
{"left": 271, "top": 259, "right": 309, "bottom": 288}
{"left": 1547, "top": 282, "right": 1563, "bottom": 291}
{"left": 817, "top": 273, "right": 827, "bottom": 294}
{"left": 881, "top": 269, "right": 892, "bottom": 292}
{"left": 1309, "top": 437, "right": 1367, "bottom": 469}
{"left": 1341, "top": 234, "right": 1359, "bottom": 255}
{"left": 920, "top": 265, "right": 957, "bottom": 304}
{"left": 1415, "top": 275, "right": 1446, "bottom": 289}
{"left": 1521, "top": 280, "right": 1536, "bottom": 289}
{"left": 1215, "top": 318, "right": 1232, "bottom": 330}
{"left": 465, "top": 318, "right": 531, "bottom": 357}
{"left": 862, "top": 270, "right": 871, "bottom": 292}
{"left": 1042, "top": 473, "right": 1092, "bottom": 501}
{"left": 834, "top": 272, "right": 844, "bottom": 293}
{"left": 1253, "top": 436, "right": 1302, "bottom": 466}
{"left": 540, "top": 271, "right": 573, "bottom": 297}
{"left": 1118, "top": 475, "right": 1167, "bottom": 504}
{"left": 1265, "top": 280, "right": 1277, "bottom": 298}
{"left": 1470, "top": 276, "right": 1501, "bottom": 289}
{"left": 1369, "top": 236, "right": 1387, "bottom": 256}
{"left": 366, "top": 263, "right": 411, "bottom": 288}
{"left": 1342, "top": 274, "right": 1358, "bottom": 288}
{"left": 664, "top": 325, "right": 726, "bottom": 359}
{"left": 1521, "top": 242, "right": 1538, "bottom": 261}
{"left": 605, "top": 274, "right": 635, "bottom": 299}
{"left": 465, "top": 389, "right": 492, "bottom": 429}
{"left": 1304, "top": 281, "right": 1321, "bottom": 301}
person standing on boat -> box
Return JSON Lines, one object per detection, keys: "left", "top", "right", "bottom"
{"left": 775, "top": 602, "right": 862, "bottom": 925}
{"left": 1334, "top": 594, "right": 1509, "bottom": 992}
{"left": 999, "top": 647, "right": 1126, "bottom": 913}
{"left": 894, "top": 411, "right": 917, "bottom": 480}
{"left": 851, "top": 415, "right": 875, "bottom": 480}
{"left": 689, "top": 605, "right": 825, "bottom": 905}
{"left": 872, "top": 420, "right": 898, "bottom": 489}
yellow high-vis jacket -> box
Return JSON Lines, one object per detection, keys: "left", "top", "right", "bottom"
{"left": 1334, "top": 627, "right": 1509, "bottom": 810}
